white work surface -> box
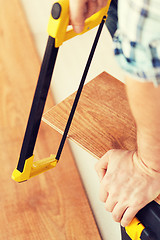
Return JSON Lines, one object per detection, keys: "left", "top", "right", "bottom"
{"left": 21, "top": 1, "right": 124, "bottom": 239}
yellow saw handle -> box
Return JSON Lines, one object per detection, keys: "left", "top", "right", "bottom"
{"left": 125, "top": 218, "right": 145, "bottom": 240}
{"left": 48, "top": 0, "right": 111, "bottom": 47}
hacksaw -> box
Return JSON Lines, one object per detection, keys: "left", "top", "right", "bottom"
{"left": 11, "top": 1, "right": 160, "bottom": 239}
{"left": 11, "top": 0, "right": 111, "bottom": 183}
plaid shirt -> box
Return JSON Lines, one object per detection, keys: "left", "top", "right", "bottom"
{"left": 113, "top": 0, "right": 160, "bottom": 86}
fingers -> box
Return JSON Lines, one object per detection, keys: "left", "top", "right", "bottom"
{"left": 111, "top": 203, "right": 139, "bottom": 227}
{"left": 104, "top": 196, "right": 139, "bottom": 227}
{"left": 99, "top": 179, "right": 135, "bottom": 226}
{"left": 100, "top": 189, "right": 138, "bottom": 227}
{"left": 111, "top": 203, "right": 127, "bottom": 223}
{"left": 110, "top": 200, "right": 138, "bottom": 227}
{"left": 120, "top": 207, "right": 139, "bottom": 227}
{"left": 69, "top": 0, "right": 108, "bottom": 33}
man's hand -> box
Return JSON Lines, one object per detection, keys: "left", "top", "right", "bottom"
{"left": 95, "top": 149, "right": 160, "bottom": 227}
{"left": 69, "top": 0, "right": 108, "bottom": 33}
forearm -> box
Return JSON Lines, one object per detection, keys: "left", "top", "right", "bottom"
{"left": 125, "top": 75, "right": 160, "bottom": 172}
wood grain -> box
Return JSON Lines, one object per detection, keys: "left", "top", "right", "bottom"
{"left": 0, "top": 0, "right": 101, "bottom": 239}
{"left": 43, "top": 72, "right": 137, "bottom": 159}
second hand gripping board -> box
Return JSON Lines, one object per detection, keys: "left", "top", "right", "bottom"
{"left": 11, "top": 0, "right": 111, "bottom": 183}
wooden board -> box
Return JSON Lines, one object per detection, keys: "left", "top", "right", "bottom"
{"left": 0, "top": 0, "right": 101, "bottom": 239}
{"left": 43, "top": 72, "right": 137, "bottom": 159}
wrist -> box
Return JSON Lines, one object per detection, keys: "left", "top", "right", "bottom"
{"left": 134, "top": 152, "right": 160, "bottom": 177}
{"left": 136, "top": 128, "right": 160, "bottom": 173}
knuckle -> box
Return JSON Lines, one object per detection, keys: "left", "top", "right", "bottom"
{"left": 112, "top": 213, "right": 121, "bottom": 222}
{"left": 106, "top": 149, "right": 114, "bottom": 156}
{"left": 100, "top": 196, "right": 107, "bottom": 203}
{"left": 72, "top": 19, "right": 83, "bottom": 26}
{"left": 101, "top": 179, "right": 110, "bottom": 191}
{"left": 70, "top": 14, "right": 84, "bottom": 26}
{"left": 99, "top": 190, "right": 108, "bottom": 203}
{"left": 105, "top": 199, "right": 117, "bottom": 212}
{"left": 110, "top": 190, "right": 118, "bottom": 198}
{"left": 98, "top": 1, "right": 105, "bottom": 8}
{"left": 105, "top": 204, "right": 112, "bottom": 212}
{"left": 121, "top": 217, "right": 132, "bottom": 227}
{"left": 131, "top": 198, "right": 144, "bottom": 208}
{"left": 121, "top": 220, "right": 128, "bottom": 227}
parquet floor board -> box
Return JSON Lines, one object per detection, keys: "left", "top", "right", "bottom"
{"left": 0, "top": 0, "right": 101, "bottom": 239}
{"left": 43, "top": 72, "right": 137, "bottom": 159}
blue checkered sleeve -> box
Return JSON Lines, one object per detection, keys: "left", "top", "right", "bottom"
{"left": 113, "top": 0, "right": 160, "bottom": 86}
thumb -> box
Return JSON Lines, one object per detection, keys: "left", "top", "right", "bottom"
{"left": 69, "top": 0, "right": 87, "bottom": 33}
{"left": 95, "top": 150, "right": 112, "bottom": 181}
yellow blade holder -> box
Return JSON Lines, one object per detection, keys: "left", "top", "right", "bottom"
{"left": 11, "top": 0, "right": 111, "bottom": 183}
